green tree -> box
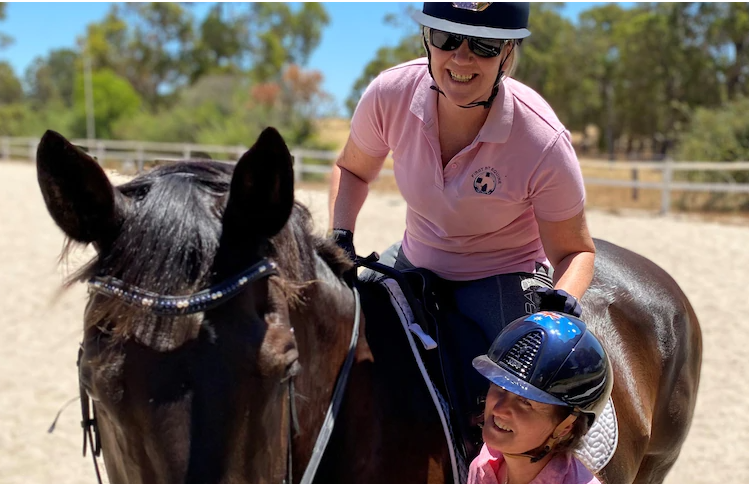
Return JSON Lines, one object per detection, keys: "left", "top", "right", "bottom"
{"left": 0, "top": 61, "right": 22, "bottom": 104}
{"left": 245, "top": 2, "right": 330, "bottom": 82}
{"left": 613, "top": 4, "right": 722, "bottom": 156}
{"left": 675, "top": 96, "right": 749, "bottom": 209}
{"left": 677, "top": 97, "right": 749, "bottom": 163}
{"left": 345, "top": 10, "right": 422, "bottom": 115}
{"left": 72, "top": 68, "right": 142, "bottom": 139}
{"left": 122, "top": 3, "right": 195, "bottom": 105}
{"left": 80, "top": 3, "right": 195, "bottom": 108}
{"left": 80, "top": 5, "right": 129, "bottom": 73}
{"left": 514, "top": 4, "right": 590, "bottom": 130}
{"left": 25, "top": 49, "right": 79, "bottom": 107}
{"left": 698, "top": 3, "right": 749, "bottom": 100}
{"left": 0, "top": 3, "right": 12, "bottom": 49}
{"left": 188, "top": 3, "right": 247, "bottom": 82}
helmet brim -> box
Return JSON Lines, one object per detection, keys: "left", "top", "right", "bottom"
{"left": 473, "top": 355, "right": 568, "bottom": 407}
{"left": 411, "top": 11, "right": 531, "bottom": 40}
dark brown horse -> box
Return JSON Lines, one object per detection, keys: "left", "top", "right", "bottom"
{"left": 37, "top": 128, "right": 700, "bottom": 484}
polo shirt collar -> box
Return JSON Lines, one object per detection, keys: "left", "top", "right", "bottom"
{"left": 478, "top": 80, "right": 514, "bottom": 144}
{"left": 410, "top": 71, "right": 437, "bottom": 126}
{"left": 410, "top": 73, "right": 515, "bottom": 144}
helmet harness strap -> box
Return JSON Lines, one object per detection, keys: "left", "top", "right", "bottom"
{"left": 503, "top": 410, "right": 581, "bottom": 463}
{"left": 424, "top": 32, "right": 517, "bottom": 110}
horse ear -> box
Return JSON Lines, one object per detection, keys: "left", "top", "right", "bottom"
{"left": 36, "top": 130, "right": 123, "bottom": 244}
{"left": 223, "top": 127, "right": 294, "bottom": 241}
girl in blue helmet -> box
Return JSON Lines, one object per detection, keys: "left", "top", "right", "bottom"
{"left": 469, "top": 311, "right": 613, "bottom": 484}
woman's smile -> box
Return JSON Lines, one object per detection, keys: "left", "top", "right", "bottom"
{"left": 448, "top": 70, "right": 477, "bottom": 83}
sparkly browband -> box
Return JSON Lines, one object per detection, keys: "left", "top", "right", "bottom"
{"left": 87, "top": 259, "right": 278, "bottom": 316}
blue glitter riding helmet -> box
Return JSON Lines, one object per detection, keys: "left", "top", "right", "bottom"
{"left": 473, "top": 311, "right": 613, "bottom": 427}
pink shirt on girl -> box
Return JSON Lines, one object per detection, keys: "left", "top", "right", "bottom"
{"left": 468, "top": 444, "right": 600, "bottom": 484}
{"left": 350, "top": 58, "right": 585, "bottom": 281}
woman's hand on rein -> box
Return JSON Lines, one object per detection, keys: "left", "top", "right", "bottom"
{"left": 535, "top": 287, "right": 582, "bottom": 317}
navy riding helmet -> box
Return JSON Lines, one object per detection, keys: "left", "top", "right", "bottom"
{"left": 411, "top": 2, "right": 531, "bottom": 40}
{"left": 411, "top": 2, "right": 531, "bottom": 109}
{"left": 473, "top": 311, "right": 613, "bottom": 427}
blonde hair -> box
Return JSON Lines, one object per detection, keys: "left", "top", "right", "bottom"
{"left": 501, "top": 42, "right": 520, "bottom": 78}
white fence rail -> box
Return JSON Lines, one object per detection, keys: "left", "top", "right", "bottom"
{"left": 3, "top": 136, "right": 748, "bottom": 214}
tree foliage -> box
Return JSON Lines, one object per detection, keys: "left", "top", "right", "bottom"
{"left": 25, "top": 49, "right": 79, "bottom": 108}
{"left": 0, "top": 61, "right": 22, "bottom": 104}
{"left": 0, "top": 2, "right": 332, "bottom": 147}
{"left": 0, "top": 2, "right": 12, "bottom": 49}
{"left": 72, "top": 68, "right": 142, "bottom": 139}
{"left": 348, "top": 2, "right": 748, "bottom": 160}
{"left": 677, "top": 97, "right": 749, "bottom": 163}
{"left": 345, "top": 7, "right": 422, "bottom": 115}
{"left": 2, "top": 1, "right": 749, "bottom": 161}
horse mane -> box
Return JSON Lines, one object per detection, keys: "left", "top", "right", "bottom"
{"left": 62, "top": 160, "right": 352, "bottom": 336}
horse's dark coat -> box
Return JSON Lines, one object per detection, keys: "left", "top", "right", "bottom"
{"left": 37, "top": 129, "right": 700, "bottom": 484}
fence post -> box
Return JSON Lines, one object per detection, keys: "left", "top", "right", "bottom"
{"left": 1, "top": 137, "right": 9, "bottom": 160}
{"left": 96, "top": 141, "right": 105, "bottom": 164}
{"left": 28, "top": 139, "right": 37, "bottom": 161}
{"left": 136, "top": 144, "right": 145, "bottom": 173}
{"left": 292, "top": 150, "right": 303, "bottom": 183}
{"left": 660, "top": 157, "right": 673, "bottom": 215}
{"left": 184, "top": 144, "right": 192, "bottom": 159}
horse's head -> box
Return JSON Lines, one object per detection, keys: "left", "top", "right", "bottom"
{"left": 37, "top": 129, "right": 357, "bottom": 484}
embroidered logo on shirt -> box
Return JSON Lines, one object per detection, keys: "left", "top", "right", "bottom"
{"left": 471, "top": 167, "right": 501, "bottom": 195}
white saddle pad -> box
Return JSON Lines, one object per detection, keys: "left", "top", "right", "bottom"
{"left": 575, "top": 397, "right": 618, "bottom": 472}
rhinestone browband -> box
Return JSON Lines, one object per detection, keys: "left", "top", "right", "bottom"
{"left": 87, "top": 259, "right": 278, "bottom": 316}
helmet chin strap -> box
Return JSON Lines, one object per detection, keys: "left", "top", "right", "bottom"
{"left": 426, "top": 40, "right": 516, "bottom": 110}
{"left": 502, "top": 411, "right": 580, "bottom": 464}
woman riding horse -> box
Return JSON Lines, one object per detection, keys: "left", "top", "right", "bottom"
{"left": 329, "top": 2, "right": 595, "bottom": 456}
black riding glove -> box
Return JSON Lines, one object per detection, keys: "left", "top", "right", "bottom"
{"left": 330, "top": 228, "right": 357, "bottom": 287}
{"left": 535, "top": 287, "right": 582, "bottom": 317}
{"left": 330, "top": 228, "right": 357, "bottom": 262}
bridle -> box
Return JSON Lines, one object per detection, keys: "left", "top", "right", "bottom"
{"left": 80, "top": 257, "right": 361, "bottom": 484}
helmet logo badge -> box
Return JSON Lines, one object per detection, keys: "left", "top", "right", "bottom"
{"left": 452, "top": 2, "right": 492, "bottom": 12}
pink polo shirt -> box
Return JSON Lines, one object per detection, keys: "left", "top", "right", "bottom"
{"left": 468, "top": 444, "right": 600, "bottom": 484}
{"left": 350, "top": 58, "right": 585, "bottom": 281}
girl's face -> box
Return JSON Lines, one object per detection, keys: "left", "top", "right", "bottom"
{"left": 482, "top": 384, "right": 571, "bottom": 454}
{"left": 426, "top": 31, "right": 511, "bottom": 108}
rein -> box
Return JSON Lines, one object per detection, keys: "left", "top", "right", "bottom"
{"left": 78, "top": 257, "right": 361, "bottom": 484}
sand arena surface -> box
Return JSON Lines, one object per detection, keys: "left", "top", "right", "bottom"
{"left": 1, "top": 160, "right": 747, "bottom": 483}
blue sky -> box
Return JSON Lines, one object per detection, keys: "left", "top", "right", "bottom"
{"left": 0, "top": 2, "right": 613, "bottom": 115}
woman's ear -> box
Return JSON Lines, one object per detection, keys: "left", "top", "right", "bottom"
{"left": 553, "top": 412, "right": 579, "bottom": 439}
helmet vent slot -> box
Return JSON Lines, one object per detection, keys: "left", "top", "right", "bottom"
{"left": 501, "top": 330, "right": 543, "bottom": 379}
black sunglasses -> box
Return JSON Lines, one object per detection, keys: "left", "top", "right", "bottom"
{"left": 427, "top": 28, "right": 509, "bottom": 58}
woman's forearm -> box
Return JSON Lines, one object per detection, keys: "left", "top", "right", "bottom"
{"left": 550, "top": 250, "right": 595, "bottom": 300}
{"left": 328, "top": 164, "right": 371, "bottom": 232}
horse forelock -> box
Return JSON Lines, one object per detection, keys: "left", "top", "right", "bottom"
{"left": 70, "top": 162, "right": 227, "bottom": 291}
{"left": 66, "top": 160, "right": 348, "bottom": 334}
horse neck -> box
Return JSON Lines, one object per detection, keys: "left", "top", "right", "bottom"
{"left": 282, "top": 239, "right": 359, "bottom": 471}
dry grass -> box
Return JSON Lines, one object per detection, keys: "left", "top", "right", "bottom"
{"left": 313, "top": 117, "right": 353, "bottom": 150}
